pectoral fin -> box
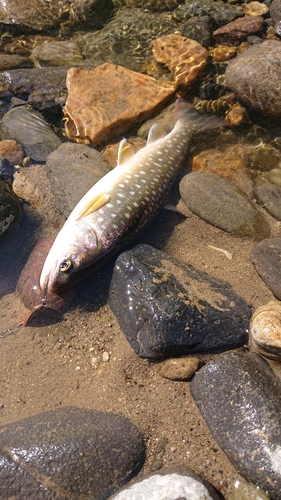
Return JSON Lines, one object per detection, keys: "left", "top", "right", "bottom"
{"left": 117, "top": 138, "right": 135, "bottom": 166}
{"left": 77, "top": 192, "right": 111, "bottom": 220}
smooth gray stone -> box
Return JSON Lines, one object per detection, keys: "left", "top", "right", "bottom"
{"left": 0, "top": 406, "right": 145, "bottom": 500}
{"left": 0, "top": 106, "right": 62, "bottom": 162}
{"left": 45, "top": 142, "right": 112, "bottom": 217}
{"left": 254, "top": 182, "right": 281, "bottom": 221}
{"left": 179, "top": 171, "right": 270, "bottom": 239}
{"left": 250, "top": 237, "right": 281, "bottom": 300}
{"left": 109, "top": 244, "right": 250, "bottom": 359}
{"left": 109, "top": 466, "right": 222, "bottom": 499}
{"left": 191, "top": 351, "right": 281, "bottom": 499}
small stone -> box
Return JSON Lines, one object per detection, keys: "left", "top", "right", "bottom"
{"left": 109, "top": 466, "right": 222, "bottom": 499}
{"left": 102, "top": 351, "right": 110, "bottom": 362}
{"left": 156, "top": 357, "right": 200, "bottom": 380}
{"left": 0, "top": 139, "right": 24, "bottom": 165}
{"left": 213, "top": 16, "right": 265, "bottom": 44}
{"left": 0, "top": 54, "right": 28, "bottom": 70}
{"left": 191, "top": 351, "right": 281, "bottom": 498}
{"left": 152, "top": 34, "right": 208, "bottom": 89}
{"left": 0, "top": 406, "right": 145, "bottom": 499}
{"left": 231, "top": 479, "right": 270, "bottom": 500}
{"left": 254, "top": 182, "right": 281, "bottom": 221}
{"left": 250, "top": 300, "right": 281, "bottom": 361}
{"left": 32, "top": 40, "right": 83, "bottom": 66}
{"left": 179, "top": 171, "right": 270, "bottom": 239}
{"left": 64, "top": 63, "right": 175, "bottom": 145}
{"left": 210, "top": 44, "right": 237, "bottom": 61}
{"left": 75, "top": 366, "right": 81, "bottom": 371}
{"left": 109, "top": 244, "right": 250, "bottom": 359}
{"left": 243, "top": 1, "right": 269, "bottom": 16}
{"left": 250, "top": 237, "right": 281, "bottom": 300}
{"left": 268, "top": 167, "right": 281, "bottom": 189}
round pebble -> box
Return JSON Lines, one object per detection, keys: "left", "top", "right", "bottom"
{"left": 156, "top": 357, "right": 200, "bottom": 380}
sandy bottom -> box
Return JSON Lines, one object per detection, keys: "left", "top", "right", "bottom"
{"left": 1, "top": 163, "right": 281, "bottom": 499}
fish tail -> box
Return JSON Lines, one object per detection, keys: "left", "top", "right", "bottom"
{"left": 175, "top": 98, "right": 225, "bottom": 131}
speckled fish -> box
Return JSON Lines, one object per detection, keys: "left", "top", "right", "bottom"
{"left": 40, "top": 99, "right": 224, "bottom": 295}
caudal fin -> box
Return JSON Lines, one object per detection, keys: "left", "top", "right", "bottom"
{"left": 175, "top": 98, "right": 225, "bottom": 132}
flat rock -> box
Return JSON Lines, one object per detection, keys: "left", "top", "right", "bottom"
{"left": 109, "top": 244, "right": 250, "bottom": 359}
{"left": 191, "top": 351, "right": 281, "bottom": 498}
{"left": 109, "top": 466, "right": 222, "bottom": 499}
{"left": 254, "top": 182, "right": 281, "bottom": 221}
{"left": 250, "top": 237, "right": 281, "bottom": 299}
{"left": 0, "top": 406, "right": 145, "bottom": 499}
{"left": 63, "top": 63, "right": 175, "bottom": 145}
{"left": 224, "top": 40, "right": 281, "bottom": 118}
{"left": 213, "top": 15, "right": 265, "bottom": 44}
{"left": 179, "top": 171, "right": 270, "bottom": 239}
{"left": 45, "top": 142, "right": 112, "bottom": 217}
{"left": 0, "top": 106, "right": 62, "bottom": 162}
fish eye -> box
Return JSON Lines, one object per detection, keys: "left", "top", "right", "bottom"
{"left": 60, "top": 260, "right": 73, "bottom": 273}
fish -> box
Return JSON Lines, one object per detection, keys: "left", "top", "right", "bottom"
{"left": 40, "top": 99, "right": 224, "bottom": 295}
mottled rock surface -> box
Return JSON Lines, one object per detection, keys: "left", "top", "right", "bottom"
{"left": 225, "top": 40, "right": 281, "bottom": 118}
{"left": 45, "top": 142, "right": 112, "bottom": 217}
{"left": 109, "top": 244, "right": 250, "bottom": 359}
{"left": 213, "top": 16, "right": 265, "bottom": 44}
{"left": 0, "top": 106, "right": 62, "bottom": 162}
{"left": 250, "top": 237, "right": 281, "bottom": 300}
{"left": 110, "top": 466, "right": 222, "bottom": 499}
{"left": 179, "top": 171, "right": 269, "bottom": 239}
{"left": 0, "top": 406, "right": 145, "bottom": 499}
{"left": 64, "top": 63, "right": 175, "bottom": 145}
{"left": 191, "top": 351, "right": 281, "bottom": 499}
{"left": 156, "top": 357, "right": 200, "bottom": 381}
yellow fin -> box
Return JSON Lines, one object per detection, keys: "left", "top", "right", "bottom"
{"left": 147, "top": 122, "right": 167, "bottom": 145}
{"left": 117, "top": 138, "right": 135, "bottom": 166}
{"left": 77, "top": 192, "right": 111, "bottom": 220}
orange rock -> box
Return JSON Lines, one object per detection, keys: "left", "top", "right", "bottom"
{"left": 101, "top": 137, "right": 146, "bottom": 167}
{"left": 152, "top": 34, "right": 208, "bottom": 90}
{"left": 63, "top": 63, "right": 175, "bottom": 145}
{"left": 192, "top": 149, "right": 253, "bottom": 196}
{"left": 210, "top": 44, "right": 237, "bottom": 62}
{"left": 225, "top": 102, "right": 250, "bottom": 126}
{"left": 0, "top": 139, "right": 24, "bottom": 165}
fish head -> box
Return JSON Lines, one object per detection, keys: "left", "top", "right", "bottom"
{"left": 40, "top": 222, "right": 102, "bottom": 295}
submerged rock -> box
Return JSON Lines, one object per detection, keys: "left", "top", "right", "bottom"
{"left": 0, "top": 406, "right": 145, "bottom": 499}
{"left": 0, "top": 106, "right": 61, "bottom": 162}
{"left": 109, "top": 466, "right": 222, "bottom": 499}
{"left": 191, "top": 351, "right": 281, "bottom": 498}
{"left": 225, "top": 40, "right": 281, "bottom": 118}
{"left": 64, "top": 63, "right": 175, "bottom": 145}
{"left": 180, "top": 171, "right": 270, "bottom": 239}
{"left": 109, "top": 244, "right": 250, "bottom": 359}
{"left": 45, "top": 142, "right": 112, "bottom": 217}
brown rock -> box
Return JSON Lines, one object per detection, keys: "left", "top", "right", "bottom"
{"left": 0, "top": 139, "right": 24, "bottom": 165}
{"left": 64, "top": 63, "right": 175, "bottom": 145}
{"left": 191, "top": 148, "right": 253, "bottom": 197}
{"left": 152, "top": 34, "right": 208, "bottom": 90}
{"left": 213, "top": 16, "right": 265, "bottom": 43}
{"left": 156, "top": 357, "right": 200, "bottom": 381}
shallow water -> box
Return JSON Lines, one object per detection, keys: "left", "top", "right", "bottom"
{"left": 1, "top": 3, "right": 281, "bottom": 498}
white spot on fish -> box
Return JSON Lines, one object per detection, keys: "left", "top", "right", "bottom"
{"left": 125, "top": 213, "right": 130, "bottom": 218}
{"left": 119, "top": 184, "right": 125, "bottom": 188}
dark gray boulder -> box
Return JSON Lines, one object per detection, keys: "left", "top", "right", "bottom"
{"left": 191, "top": 351, "right": 281, "bottom": 499}
{"left": 109, "top": 244, "right": 250, "bottom": 359}
{"left": 0, "top": 406, "right": 145, "bottom": 499}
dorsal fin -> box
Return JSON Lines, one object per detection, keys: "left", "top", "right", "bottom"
{"left": 117, "top": 138, "right": 135, "bottom": 166}
{"left": 147, "top": 122, "right": 167, "bottom": 145}
{"left": 77, "top": 192, "right": 111, "bottom": 220}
